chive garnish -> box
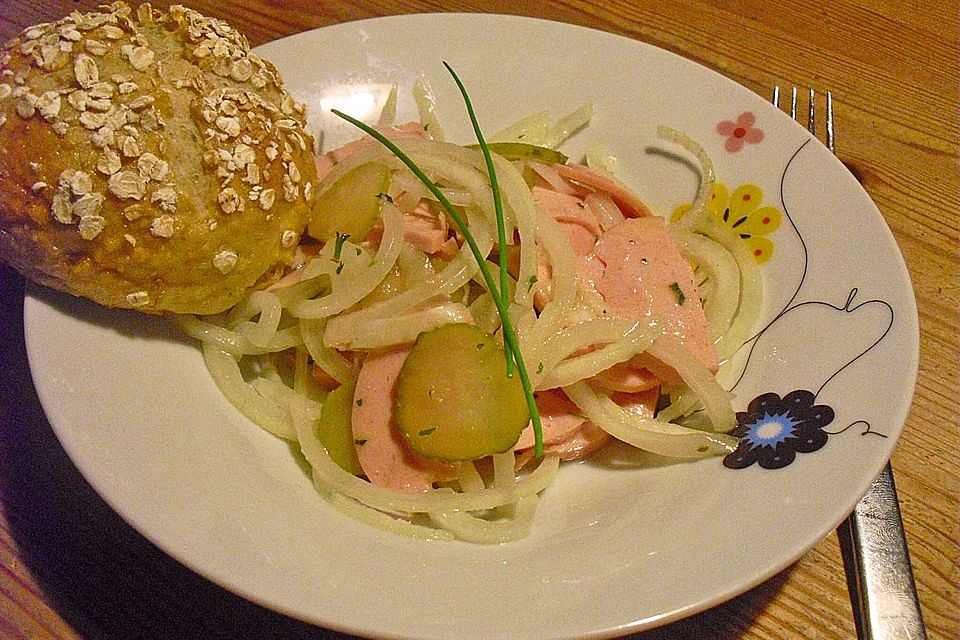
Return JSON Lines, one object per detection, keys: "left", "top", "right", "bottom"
{"left": 331, "top": 81, "right": 545, "bottom": 457}
{"left": 333, "top": 232, "right": 349, "bottom": 260}
{"left": 670, "top": 281, "right": 686, "bottom": 305}
{"left": 443, "top": 62, "right": 513, "bottom": 377}
{"left": 334, "top": 232, "right": 349, "bottom": 274}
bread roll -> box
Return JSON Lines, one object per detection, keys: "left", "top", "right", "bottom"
{"left": 0, "top": 2, "right": 317, "bottom": 314}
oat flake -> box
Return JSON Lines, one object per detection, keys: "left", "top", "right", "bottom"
{"left": 15, "top": 96, "right": 36, "bottom": 119}
{"left": 127, "top": 46, "right": 155, "bottom": 71}
{"left": 84, "top": 39, "right": 110, "bottom": 56}
{"left": 97, "top": 149, "right": 122, "bottom": 175}
{"left": 213, "top": 249, "right": 238, "bottom": 274}
{"left": 68, "top": 89, "right": 89, "bottom": 111}
{"left": 108, "top": 170, "right": 147, "bottom": 200}
{"left": 78, "top": 214, "right": 105, "bottom": 240}
{"left": 258, "top": 188, "right": 276, "bottom": 210}
{"left": 51, "top": 191, "right": 73, "bottom": 224}
{"left": 150, "top": 215, "right": 175, "bottom": 238}
{"left": 215, "top": 115, "right": 240, "bottom": 137}
{"left": 73, "top": 193, "right": 105, "bottom": 217}
{"left": 91, "top": 126, "right": 115, "bottom": 148}
{"left": 69, "top": 171, "right": 92, "bottom": 195}
{"left": 36, "top": 91, "right": 61, "bottom": 120}
{"left": 288, "top": 162, "right": 301, "bottom": 184}
{"left": 150, "top": 185, "right": 177, "bottom": 212}
{"left": 126, "top": 291, "right": 149, "bottom": 306}
{"left": 218, "top": 187, "right": 241, "bottom": 214}
{"left": 233, "top": 143, "right": 256, "bottom": 167}
{"left": 137, "top": 153, "right": 169, "bottom": 181}
{"left": 73, "top": 53, "right": 99, "bottom": 89}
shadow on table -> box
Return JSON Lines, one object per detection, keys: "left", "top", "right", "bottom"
{"left": 0, "top": 265, "right": 790, "bottom": 640}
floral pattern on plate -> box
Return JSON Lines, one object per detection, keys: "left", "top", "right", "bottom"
{"left": 671, "top": 182, "right": 782, "bottom": 264}
{"left": 716, "top": 111, "right": 765, "bottom": 152}
{"left": 715, "top": 138, "right": 898, "bottom": 471}
{"left": 723, "top": 390, "right": 834, "bottom": 469}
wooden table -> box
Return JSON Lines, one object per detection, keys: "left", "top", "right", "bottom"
{"left": 0, "top": 1, "right": 956, "bottom": 638}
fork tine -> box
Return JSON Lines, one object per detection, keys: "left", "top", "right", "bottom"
{"left": 773, "top": 85, "right": 834, "bottom": 152}
{"left": 826, "top": 90, "right": 835, "bottom": 153}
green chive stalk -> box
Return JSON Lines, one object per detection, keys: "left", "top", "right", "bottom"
{"left": 442, "top": 62, "right": 513, "bottom": 377}
{"left": 331, "top": 107, "right": 545, "bottom": 457}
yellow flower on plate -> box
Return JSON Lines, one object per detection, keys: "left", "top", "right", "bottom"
{"left": 671, "top": 182, "right": 782, "bottom": 264}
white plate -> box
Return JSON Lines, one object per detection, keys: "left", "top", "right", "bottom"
{"left": 25, "top": 14, "right": 919, "bottom": 640}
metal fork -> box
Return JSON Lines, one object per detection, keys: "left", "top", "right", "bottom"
{"left": 772, "top": 86, "right": 927, "bottom": 640}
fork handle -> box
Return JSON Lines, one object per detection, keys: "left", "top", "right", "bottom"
{"left": 838, "top": 462, "right": 927, "bottom": 639}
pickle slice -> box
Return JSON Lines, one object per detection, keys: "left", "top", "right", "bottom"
{"left": 467, "top": 141, "right": 568, "bottom": 164}
{"left": 307, "top": 162, "right": 391, "bottom": 242}
{"left": 395, "top": 323, "right": 528, "bottom": 462}
{"left": 316, "top": 378, "right": 364, "bottom": 475}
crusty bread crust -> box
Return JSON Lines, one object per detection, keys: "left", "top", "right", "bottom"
{"left": 0, "top": 2, "right": 317, "bottom": 314}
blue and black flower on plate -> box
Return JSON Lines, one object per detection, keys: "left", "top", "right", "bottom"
{"left": 723, "top": 390, "right": 835, "bottom": 470}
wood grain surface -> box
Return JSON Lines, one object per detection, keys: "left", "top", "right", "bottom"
{"left": 0, "top": 1, "right": 956, "bottom": 639}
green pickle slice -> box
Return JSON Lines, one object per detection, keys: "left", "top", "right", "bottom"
{"left": 395, "top": 323, "right": 529, "bottom": 462}
{"left": 467, "top": 141, "right": 568, "bottom": 164}
{"left": 316, "top": 378, "right": 364, "bottom": 475}
{"left": 308, "top": 162, "right": 391, "bottom": 241}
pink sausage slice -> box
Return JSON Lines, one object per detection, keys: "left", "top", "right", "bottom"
{"left": 514, "top": 388, "right": 605, "bottom": 461}
{"left": 315, "top": 122, "right": 431, "bottom": 183}
{"left": 591, "top": 217, "right": 717, "bottom": 376}
{"left": 351, "top": 346, "right": 456, "bottom": 493}
{"left": 514, "top": 388, "right": 590, "bottom": 451}
{"left": 401, "top": 200, "right": 457, "bottom": 258}
{"left": 328, "top": 122, "right": 431, "bottom": 164}
{"left": 552, "top": 163, "right": 653, "bottom": 218}
{"left": 529, "top": 186, "right": 603, "bottom": 308}
{"left": 530, "top": 186, "right": 602, "bottom": 256}
{"left": 514, "top": 387, "right": 658, "bottom": 460}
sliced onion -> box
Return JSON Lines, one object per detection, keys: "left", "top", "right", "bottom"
{"left": 672, "top": 230, "right": 740, "bottom": 340}
{"left": 527, "top": 161, "right": 577, "bottom": 195}
{"left": 177, "top": 315, "right": 301, "bottom": 356}
{"left": 584, "top": 191, "right": 625, "bottom": 232}
{"left": 645, "top": 336, "right": 736, "bottom": 432}
{"left": 203, "top": 344, "right": 296, "bottom": 440}
{"left": 564, "top": 382, "right": 736, "bottom": 458}
{"left": 324, "top": 301, "right": 474, "bottom": 350}
{"left": 290, "top": 203, "right": 404, "bottom": 319}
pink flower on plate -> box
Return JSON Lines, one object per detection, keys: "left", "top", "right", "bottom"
{"left": 716, "top": 112, "right": 764, "bottom": 152}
